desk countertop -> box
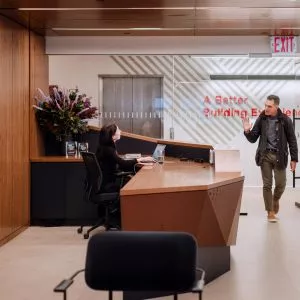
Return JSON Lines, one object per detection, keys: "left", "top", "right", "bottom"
{"left": 121, "top": 160, "right": 244, "bottom": 196}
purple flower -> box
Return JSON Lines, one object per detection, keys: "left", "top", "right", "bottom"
{"left": 33, "top": 86, "right": 98, "bottom": 140}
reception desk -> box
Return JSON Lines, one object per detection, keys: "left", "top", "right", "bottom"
{"left": 31, "top": 129, "right": 214, "bottom": 225}
{"left": 121, "top": 160, "right": 243, "bottom": 247}
{"left": 31, "top": 129, "right": 244, "bottom": 286}
{"left": 120, "top": 159, "right": 243, "bottom": 289}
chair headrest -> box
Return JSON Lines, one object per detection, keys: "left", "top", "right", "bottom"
{"left": 85, "top": 231, "right": 198, "bottom": 292}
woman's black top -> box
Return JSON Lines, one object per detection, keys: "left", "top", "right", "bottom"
{"left": 95, "top": 143, "right": 137, "bottom": 191}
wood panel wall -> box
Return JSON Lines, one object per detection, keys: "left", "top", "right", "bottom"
{"left": 29, "top": 32, "right": 48, "bottom": 158}
{"left": 0, "top": 15, "right": 48, "bottom": 245}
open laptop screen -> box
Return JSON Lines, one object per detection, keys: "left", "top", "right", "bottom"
{"left": 124, "top": 144, "right": 166, "bottom": 162}
{"left": 152, "top": 144, "right": 166, "bottom": 160}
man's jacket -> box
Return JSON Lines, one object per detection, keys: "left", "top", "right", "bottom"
{"left": 244, "top": 108, "right": 298, "bottom": 169}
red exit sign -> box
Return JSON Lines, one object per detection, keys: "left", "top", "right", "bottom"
{"left": 270, "top": 36, "right": 297, "bottom": 56}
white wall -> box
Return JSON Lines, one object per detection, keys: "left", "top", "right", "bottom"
{"left": 49, "top": 55, "right": 127, "bottom": 127}
{"left": 47, "top": 36, "right": 272, "bottom": 55}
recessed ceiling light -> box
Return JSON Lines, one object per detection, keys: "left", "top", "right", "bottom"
{"left": 17, "top": 6, "right": 216, "bottom": 11}
{"left": 18, "top": 7, "right": 196, "bottom": 11}
{"left": 51, "top": 27, "right": 193, "bottom": 31}
{"left": 19, "top": 8, "right": 99, "bottom": 10}
{"left": 131, "top": 28, "right": 162, "bottom": 30}
{"left": 191, "top": 54, "right": 249, "bottom": 59}
{"left": 281, "top": 27, "right": 300, "bottom": 30}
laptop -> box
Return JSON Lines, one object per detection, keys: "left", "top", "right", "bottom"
{"left": 152, "top": 144, "right": 166, "bottom": 161}
{"left": 139, "top": 144, "right": 166, "bottom": 163}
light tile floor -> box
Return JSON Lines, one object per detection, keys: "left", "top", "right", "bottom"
{"left": 1, "top": 187, "right": 300, "bottom": 300}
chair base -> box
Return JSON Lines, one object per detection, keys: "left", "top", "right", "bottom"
{"left": 83, "top": 226, "right": 120, "bottom": 239}
{"left": 79, "top": 217, "right": 121, "bottom": 239}
{"left": 78, "top": 205, "right": 121, "bottom": 238}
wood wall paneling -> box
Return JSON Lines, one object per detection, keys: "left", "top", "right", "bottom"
{"left": 0, "top": 16, "right": 13, "bottom": 241}
{"left": 3, "top": 2, "right": 300, "bottom": 36}
{"left": 0, "top": 15, "right": 48, "bottom": 245}
{"left": 12, "top": 22, "right": 30, "bottom": 231}
{"left": 29, "top": 32, "right": 48, "bottom": 158}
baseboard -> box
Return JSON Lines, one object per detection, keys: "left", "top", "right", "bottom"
{"left": 0, "top": 226, "right": 28, "bottom": 246}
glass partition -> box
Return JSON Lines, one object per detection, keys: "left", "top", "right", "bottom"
{"left": 170, "top": 55, "right": 300, "bottom": 146}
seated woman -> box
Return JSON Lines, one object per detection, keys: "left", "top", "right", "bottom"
{"left": 95, "top": 123, "right": 153, "bottom": 193}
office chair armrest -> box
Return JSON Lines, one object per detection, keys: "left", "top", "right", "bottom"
{"left": 192, "top": 280, "right": 205, "bottom": 293}
{"left": 192, "top": 267, "right": 206, "bottom": 299}
{"left": 54, "top": 269, "right": 85, "bottom": 300}
{"left": 114, "top": 171, "right": 134, "bottom": 177}
{"left": 97, "top": 192, "right": 119, "bottom": 202}
{"left": 115, "top": 171, "right": 134, "bottom": 188}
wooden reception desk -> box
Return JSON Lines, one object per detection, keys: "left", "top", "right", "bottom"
{"left": 121, "top": 160, "right": 244, "bottom": 247}
{"left": 31, "top": 129, "right": 243, "bottom": 247}
{"left": 120, "top": 159, "right": 244, "bottom": 293}
{"left": 31, "top": 129, "right": 244, "bottom": 284}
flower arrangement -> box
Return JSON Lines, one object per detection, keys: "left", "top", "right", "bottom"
{"left": 33, "top": 86, "right": 98, "bottom": 141}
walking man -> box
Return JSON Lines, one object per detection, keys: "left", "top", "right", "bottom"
{"left": 243, "top": 95, "right": 298, "bottom": 222}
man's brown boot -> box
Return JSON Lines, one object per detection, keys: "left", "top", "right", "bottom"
{"left": 267, "top": 211, "right": 278, "bottom": 223}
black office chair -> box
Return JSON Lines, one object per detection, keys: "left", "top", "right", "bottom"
{"left": 54, "top": 231, "right": 205, "bottom": 300}
{"left": 78, "top": 152, "right": 122, "bottom": 239}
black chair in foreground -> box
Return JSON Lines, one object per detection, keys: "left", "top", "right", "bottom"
{"left": 54, "top": 231, "right": 205, "bottom": 300}
{"left": 78, "top": 152, "right": 125, "bottom": 239}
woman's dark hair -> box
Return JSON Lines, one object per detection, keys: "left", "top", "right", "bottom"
{"left": 98, "top": 123, "right": 118, "bottom": 146}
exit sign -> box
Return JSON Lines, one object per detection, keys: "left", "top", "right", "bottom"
{"left": 270, "top": 36, "right": 297, "bottom": 56}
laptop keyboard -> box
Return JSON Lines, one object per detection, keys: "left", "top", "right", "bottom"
{"left": 139, "top": 159, "right": 157, "bottom": 163}
{"left": 124, "top": 153, "right": 141, "bottom": 159}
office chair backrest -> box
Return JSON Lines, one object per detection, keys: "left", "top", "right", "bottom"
{"left": 81, "top": 152, "right": 103, "bottom": 194}
{"left": 85, "top": 231, "right": 198, "bottom": 292}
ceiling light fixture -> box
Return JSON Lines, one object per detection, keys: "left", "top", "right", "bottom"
{"left": 128, "top": 28, "right": 162, "bottom": 30}
{"left": 280, "top": 27, "right": 300, "bottom": 30}
{"left": 18, "top": 7, "right": 198, "bottom": 11}
{"left": 51, "top": 27, "right": 272, "bottom": 31}
{"left": 51, "top": 27, "right": 192, "bottom": 31}
{"left": 249, "top": 53, "right": 272, "bottom": 58}
{"left": 191, "top": 53, "right": 299, "bottom": 59}
{"left": 190, "top": 54, "right": 249, "bottom": 59}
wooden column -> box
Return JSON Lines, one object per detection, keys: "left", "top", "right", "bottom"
{"left": 0, "top": 15, "right": 48, "bottom": 245}
{"left": 29, "top": 32, "right": 49, "bottom": 158}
